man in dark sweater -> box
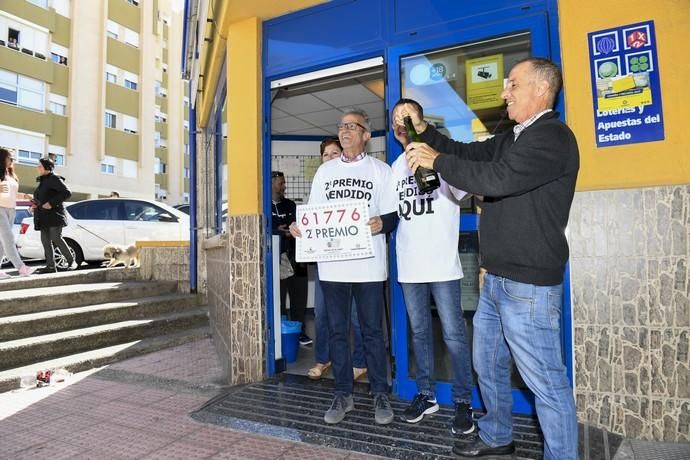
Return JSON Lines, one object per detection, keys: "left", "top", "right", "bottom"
{"left": 271, "top": 171, "right": 311, "bottom": 346}
{"left": 402, "top": 58, "right": 579, "bottom": 460}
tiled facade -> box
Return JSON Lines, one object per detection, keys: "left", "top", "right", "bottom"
{"left": 205, "top": 216, "right": 265, "bottom": 386}
{"left": 570, "top": 185, "right": 690, "bottom": 441}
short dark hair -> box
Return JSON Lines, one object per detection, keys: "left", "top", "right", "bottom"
{"left": 516, "top": 57, "right": 562, "bottom": 106}
{"left": 319, "top": 137, "right": 341, "bottom": 155}
{"left": 39, "top": 157, "right": 55, "bottom": 171}
{"left": 393, "top": 98, "right": 424, "bottom": 119}
{"left": 271, "top": 171, "right": 284, "bottom": 179}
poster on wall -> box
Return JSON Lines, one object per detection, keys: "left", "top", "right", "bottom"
{"left": 588, "top": 20, "right": 664, "bottom": 147}
{"left": 465, "top": 54, "right": 504, "bottom": 110}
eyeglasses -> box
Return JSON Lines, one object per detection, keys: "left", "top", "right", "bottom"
{"left": 337, "top": 122, "right": 368, "bottom": 132}
{"left": 271, "top": 171, "right": 284, "bottom": 178}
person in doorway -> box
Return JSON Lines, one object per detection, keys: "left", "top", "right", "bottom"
{"left": 404, "top": 57, "right": 579, "bottom": 459}
{"left": 308, "top": 137, "right": 368, "bottom": 381}
{"left": 390, "top": 99, "right": 475, "bottom": 434}
{"left": 32, "top": 158, "right": 76, "bottom": 274}
{"left": 0, "top": 148, "right": 36, "bottom": 279}
{"left": 290, "top": 108, "right": 398, "bottom": 425}
{"left": 271, "top": 170, "right": 311, "bottom": 346}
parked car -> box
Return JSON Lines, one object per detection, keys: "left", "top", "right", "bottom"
{"left": 17, "top": 198, "right": 189, "bottom": 268}
{"left": 0, "top": 202, "right": 32, "bottom": 266}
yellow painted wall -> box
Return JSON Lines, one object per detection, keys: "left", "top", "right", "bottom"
{"left": 559, "top": 0, "right": 690, "bottom": 190}
{"left": 227, "top": 17, "right": 262, "bottom": 215}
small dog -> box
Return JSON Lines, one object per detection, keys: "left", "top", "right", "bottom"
{"left": 102, "top": 244, "right": 140, "bottom": 268}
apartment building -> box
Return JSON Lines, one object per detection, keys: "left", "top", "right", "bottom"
{"left": 0, "top": 0, "right": 189, "bottom": 204}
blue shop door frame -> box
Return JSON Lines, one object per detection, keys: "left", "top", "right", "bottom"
{"left": 386, "top": 13, "right": 573, "bottom": 416}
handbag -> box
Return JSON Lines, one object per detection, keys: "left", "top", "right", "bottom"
{"left": 279, "top": 252, "right": 294, "bottom": 279}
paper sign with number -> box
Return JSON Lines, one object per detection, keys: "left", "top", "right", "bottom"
{"left": 295, "top": 200, "right": 373, "bottom": 263}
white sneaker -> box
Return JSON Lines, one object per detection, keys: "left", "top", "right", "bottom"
{"left": 18, "top": 265, "right": 36, "bottom": 276}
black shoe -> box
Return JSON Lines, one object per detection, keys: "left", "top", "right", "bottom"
{"left": 451, "top": 402, "right": 475, "bottom": 435}
{"left": 400, "top": 393, "right": 439, "bottom": 423}
{"left": 298, "top": 333, "right": 312, "bottom": 346}
{"left": 452, "top": 437, "right": 515, "bottom": 458}
{"left": 35, "top": 266, "right": 57, "bottom": 274}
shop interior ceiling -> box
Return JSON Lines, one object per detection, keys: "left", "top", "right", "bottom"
{"left": 271, "top": 70, "right": 385, "bottom": 136}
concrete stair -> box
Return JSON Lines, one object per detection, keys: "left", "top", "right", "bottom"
{"left": 0, "top": 268, "right": 210, "bottom": 393}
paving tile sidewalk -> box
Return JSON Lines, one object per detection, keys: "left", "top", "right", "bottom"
{"left": 0, "top": 339, "right": 380, "bottom": 460}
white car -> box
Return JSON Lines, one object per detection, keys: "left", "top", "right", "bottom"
{"left": 0, "top": 205, "right": 31, "bottom": 266}
{"left": 17, "top": 198, "right": 189, "bottom": 268}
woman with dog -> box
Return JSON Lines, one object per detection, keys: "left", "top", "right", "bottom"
{"left": 32, "top": 157, "right": 76, "bottom": 274}
{"left": 0, "top": 148, "right": 36, "bottom": 278}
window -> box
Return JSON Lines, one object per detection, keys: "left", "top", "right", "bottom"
{"left": 124, "top": 28, "right": 139, "bottom": 48}
{"left": 68, "top": 201, "right": 123, "bottom": 220}
{"left": 48, "top": 152, "right": 65, "bottom": 166}
{"left": 124, "top": 201, "right": 172, "bottom": 222}
{"left": 122, "top": 159, "right": 137, "bottom": 178}
{"left": 49, "top": 101, "right": 66, "bottom": 115}
{"left": 28, "top": 0, "right": 49, "bottom": 8}
{"left": 154, "top": 131, "right": 161, "bottom": 147}
{"left": 123, "top": 115, "right": 138, "bottom": 134}
{"left": 154, "top": 157, "right": 166, "bottom": 174}
{"left": 106, "top": 72, "right": 117, "bottom": 83}
{"left": 183, "top": 167, "right": 190, "bottom": 178}
{"left": 124, "top": 79, "right": 137, "bottom": 90}
{"left": 18, "top": 149, "right": 42, "bottom": 164}
{"left": 0, "top": 70, "right": 45, "bottom": 111}
{"left": 101, "top": 162, "right": 115, "bottom": 174}
{"left": 105, "top": 112, "right": 116, "bottom": 128}
{"left": 106, "top": 20, "right": 119, "bottom": 39}
{"left": 51, "top": 53, "right": 68, "bottom": 65}
{"left": 8, "top": 28, "right": 19, "bottom": 49}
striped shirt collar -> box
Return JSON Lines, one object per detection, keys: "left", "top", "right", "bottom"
{"left": 513, "top": 109, "right": 553, "bottom": 140}
{"left": 340, "top": 151, "right": 367, "bottom": 163}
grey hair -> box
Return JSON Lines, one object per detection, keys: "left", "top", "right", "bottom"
{"left": 516, "top": 57, "right": 563, "bottom": 107}
{"left": 342, "top": 107, "right": 371, "bottom": 132}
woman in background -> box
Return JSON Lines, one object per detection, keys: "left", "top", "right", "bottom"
{"left": 0, "top": 148, "right": 36, "bottom": 278}
{"left": 32, "top": 157, "right": 76, "bottom": 274}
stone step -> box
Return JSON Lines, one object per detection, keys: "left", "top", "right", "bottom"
{"left": 0, "top": 309, "right": 209, "bottom": 371}
{"left": 0, "top": 293, "right": 201, "bottom": 341}
{"left": 0, "top": 327, "right": 211, "bottom": 394}
{"left": 0, "top": 267, "right": 139, "bottom": 292}
{"left": 0, "top": 280, "right": 178, "bottom": 317}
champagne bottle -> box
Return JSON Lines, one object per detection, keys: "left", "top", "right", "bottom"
{"left": 404, "top": 116, "right": 440, "bottom": 193}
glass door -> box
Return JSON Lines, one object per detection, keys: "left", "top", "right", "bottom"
{"left": 387, "top": 15, "right": 556, "bottom": 415}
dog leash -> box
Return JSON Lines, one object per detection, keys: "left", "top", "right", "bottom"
{"left": 76, "top": 224, "right": 111, "bottom": 244}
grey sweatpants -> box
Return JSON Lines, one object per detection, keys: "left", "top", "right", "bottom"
{"left": 0, "top": 207, "right": 23, "bottom": 269}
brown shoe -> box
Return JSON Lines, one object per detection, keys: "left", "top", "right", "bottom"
{"left": 353, "top": 367, "right": 368, "bottom": 381}
{"left": 307, "top": 362, "right": 331, "bottom": 380}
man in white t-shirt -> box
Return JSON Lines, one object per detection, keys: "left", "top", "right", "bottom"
{"left": 290, "top": 108, "right": 398, "bottom": 426}
{"left": 391, "top": 99, "right": 475, "bottom": 435}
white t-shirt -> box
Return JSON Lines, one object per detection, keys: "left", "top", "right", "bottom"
{"left": 392, "top": 154, "right": 467, "bottom": 283}
{"left": 0, "top": 175, "right": 19, "bottom": 209}
{"left": 308, "top": 154, "right": 397, "bottom": 283}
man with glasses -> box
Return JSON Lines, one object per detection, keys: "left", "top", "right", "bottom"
{"left": 290, "top": 108, "right": 398, "bottom": 425}
{"left": 271, "top": 170, "right": 311, "bottom": 346}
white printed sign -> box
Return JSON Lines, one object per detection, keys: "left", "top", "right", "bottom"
{"left": 295, "top": 200, "right": 373, "bottom": 263}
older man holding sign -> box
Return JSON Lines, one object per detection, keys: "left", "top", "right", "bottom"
{"left": 290, "top": 108, "right": 398, "bottom": 425}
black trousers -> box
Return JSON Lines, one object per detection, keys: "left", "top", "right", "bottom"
{"left": 280, "top": 274, "right": 308, "bottom": 327}
{"left": 40, "top": 226, "right": 73, "bottom": 268}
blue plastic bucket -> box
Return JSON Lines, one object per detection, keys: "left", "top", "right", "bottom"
{"left": 281, "top": 320, "right": 302, "bottom": 363}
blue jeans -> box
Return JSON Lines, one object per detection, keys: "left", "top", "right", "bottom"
{"left": 321, "top": 281, "right": 388, "bottom": 395}
{"left": 314, "top": 274, "right": 366, "bottom": 367}
{"left": 401, "top": 280, "right": 473, "bottom": 404}
{"left": 474, "top": 273, "right": 577, "bottom": 460}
